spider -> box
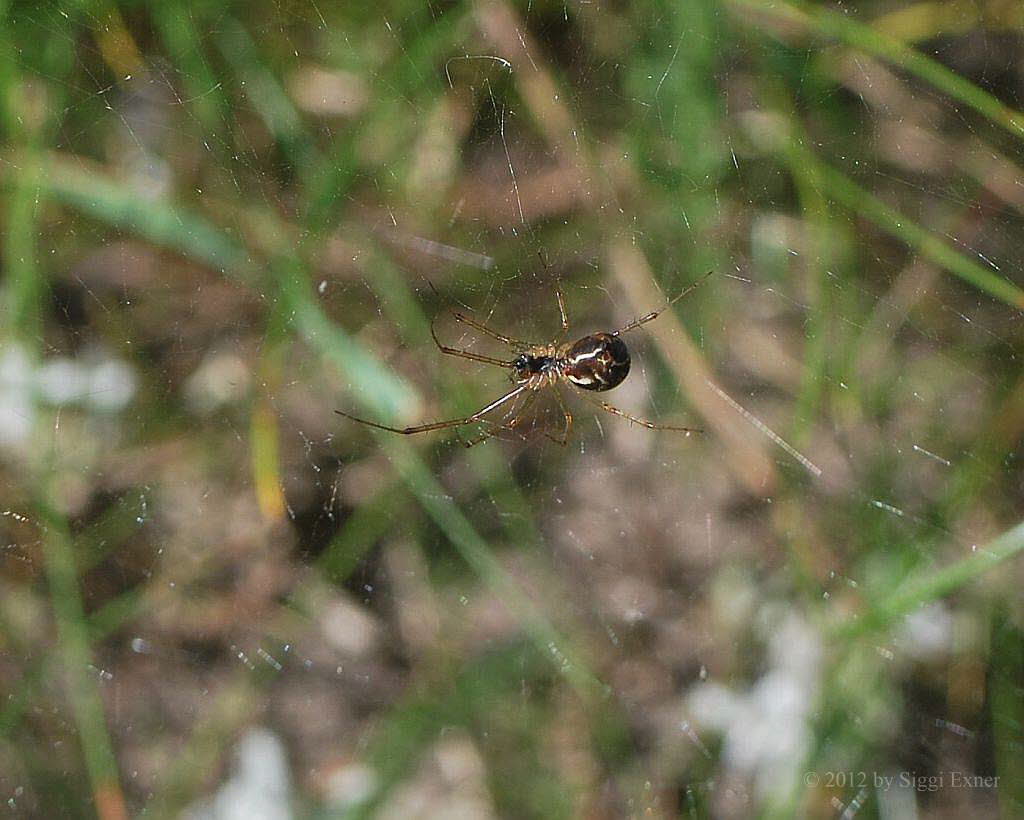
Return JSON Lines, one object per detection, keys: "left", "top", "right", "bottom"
{"left": 336, "top": 271, "right": 712, "bottom": 446}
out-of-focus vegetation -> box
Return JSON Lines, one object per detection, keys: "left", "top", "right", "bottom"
{"left": 1, "top": 1, "right": 1023, "bottom": 817}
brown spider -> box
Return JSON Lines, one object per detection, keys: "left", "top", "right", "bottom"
{"left": 336, "top": 271, "right": 712, "bottom": 446}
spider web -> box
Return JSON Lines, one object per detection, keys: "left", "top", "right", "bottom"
{"left": 1, "top": 2, "right": 1022, "bottom": 818}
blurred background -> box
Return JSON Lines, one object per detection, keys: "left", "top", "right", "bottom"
{"left": 1, "top": 0, "right": 1023, "bottom": 817}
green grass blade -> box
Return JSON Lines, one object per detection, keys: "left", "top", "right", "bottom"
{"left": 833, "top": 519, "right": 1024, "bottom": 640}
{"left": 734, "top": 0, "right": 1024, "bottom": 139}
{"left": 36, "top": 496, "right": 126, "bottom": 818}
{"left": 817, "top": 160, "right": 1024, "bottom": 308}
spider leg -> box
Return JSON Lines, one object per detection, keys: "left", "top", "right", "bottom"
{"left": 461, "top": 424, "right": 500, "bottom": 449}
{"left": 578, "top": 393, "right": 703, "bottom": 434}
{"left": 612, "top": 270, "right": 714, "bottom": 336}
{"left": 462, "top": 388, "right": 540, "bottom": 448}
{"left": 549, "top": 285, "right": 570, "bottom": 345}
{"left": 430, "top": 314, "right": 514, "bottom": 368}
{"left": 336, "top": 384, "right": 529, "bottom": 436}
{"left": 537, "top": 250, "right": 570, "bottom": 343}
{"left": 427, "top": 280, "right": 534, "bottom": 348}
{"left": 546, "top": 387, "right": 573, "bottom": 446}
{"left": 450, "top": 310, "right": 534, "bottom": 349}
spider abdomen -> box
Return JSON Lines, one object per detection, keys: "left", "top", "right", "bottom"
{"left": 563, "top": 332, "right": 630, "bottom": 392}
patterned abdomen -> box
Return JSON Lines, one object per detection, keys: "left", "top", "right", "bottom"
{"left": 563, "top": 332, "right": 631, "bottom": 392}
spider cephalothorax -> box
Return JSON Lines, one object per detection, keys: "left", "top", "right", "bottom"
{"left": 337, "top": 271, "right": 711, "bottom": 446}
{"left": 511, "top": 349, "right": 558, "bottom": 383}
